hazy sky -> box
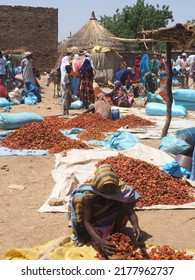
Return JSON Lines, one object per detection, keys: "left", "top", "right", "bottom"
{"left": 0, "top": 0, "right": 194, "bottom": 41}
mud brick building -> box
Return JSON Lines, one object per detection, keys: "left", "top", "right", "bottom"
{"left": 0, "top": 5, "right": 58, "bottom": 72}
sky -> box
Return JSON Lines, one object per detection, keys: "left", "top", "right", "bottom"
{"left": 0, "top": 0, "right": 194, "bottom": 42}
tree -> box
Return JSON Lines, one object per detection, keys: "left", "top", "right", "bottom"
{"left": 187, "top": 19, "right": 195, "bottom": 23}
{"left": 100, "top": 0, "right": 174, "bottom": 51}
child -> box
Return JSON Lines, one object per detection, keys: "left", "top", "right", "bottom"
{"left": 158, "top": 63, "right": 167, "bottom": 90}
{"left": 62, "top": 65, "right": 73, "bottom": 115}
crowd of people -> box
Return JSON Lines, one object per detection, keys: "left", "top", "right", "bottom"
{"left": 60, "top": 52, "right": 140, "bottom": 116}
{"left": 1, "top": 48, "right": 195, "bottom": 114}
{"left": 0, "top": 50, "right": 41, "bottom": 105}
{"left": 139, "top": 52, "right": 195, "bottom": 90}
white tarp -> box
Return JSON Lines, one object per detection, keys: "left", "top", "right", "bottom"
{"left": 38, "top": 143, "right": 195, "bottom": 213}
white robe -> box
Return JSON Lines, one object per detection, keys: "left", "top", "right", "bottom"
{"left": 60, "top": 56, "right": 70, "bottom": 86}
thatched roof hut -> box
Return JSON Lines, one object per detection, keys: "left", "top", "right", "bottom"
{"left": 60, "top": 11, "right": 125, "bottom": 55}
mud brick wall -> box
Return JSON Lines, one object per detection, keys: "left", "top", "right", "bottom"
{"left": 0, "top": 5, "right": 58, "bottom": 72}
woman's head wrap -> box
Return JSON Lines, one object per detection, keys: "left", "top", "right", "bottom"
{"left": 114, "top": 80, "right": 122, "bottom": 87}
{"left": 85, "top": 52, "right": 91, "bottom": 58}
{"left": 80, "top": 58, "right": 92, "bottom": 74}
{"left": 84, "top": 164, "right": 138, "bottom": 203}
{"left": 74, "top": 54, "right": 79, "bottom": 60}
{"left": 91, "top": 164, "right": 119, "bottom": 192}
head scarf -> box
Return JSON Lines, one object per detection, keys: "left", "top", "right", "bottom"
{"left": 25, "top": 80, "right": 31, "bottom": 85}
{"left": 91, "top": 164, "right": 119, "bottom": 192}
{"left": 83, "top": 164, "right": 138, "bottom": 204}
{"left": 80, "top": 58, "right": 92, "bottom": 74}
{"left": 74, "top": 54, "right": 79, "bottom": 60}
{"left": 114, "top": 80, "right": 122, "bottom": 88}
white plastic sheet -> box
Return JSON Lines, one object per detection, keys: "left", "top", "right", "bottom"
{"left": 39, "top": 143, "right": 180, "bottom": 213}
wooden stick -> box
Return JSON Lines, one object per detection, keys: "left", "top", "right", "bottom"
{"left": 39, "top": 235, "right": 71, "bottom": 260}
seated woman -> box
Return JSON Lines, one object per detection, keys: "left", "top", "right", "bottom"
{"left": 22, "top": 80, "right": 41, "bottom": 104}
{"left": 105, "top": 80, "right": 134, "bottom": 108}
{"left": 84, "top": 93, "right": 112, "bottom": 119}
{"left": 68, "top": 164, "right": 142, "bottom": 256}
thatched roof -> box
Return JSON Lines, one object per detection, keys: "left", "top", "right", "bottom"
{"left": 141, "top": 23, "right": 195, "bottom": 50}
{"left": 111, "top": 23, "right": 195, "bottom": 50}
{"left": 60, "top": 11, "right": 125, "bottom": 54}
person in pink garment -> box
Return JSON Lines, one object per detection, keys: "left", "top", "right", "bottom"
{"left": 72, "top": 54, "right": 83, "bottom": 74}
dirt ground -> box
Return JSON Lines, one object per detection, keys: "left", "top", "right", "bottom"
{"left": 0, "top": 76, "right": 195, "bottom": 258}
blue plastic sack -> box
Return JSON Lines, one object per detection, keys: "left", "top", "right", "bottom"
{"left": 62, "top": 128, "right": 85, "bottom": 135}
{"left": 105, "top": 130, "right": 140, "bottom": 150}
{"left": 0, "top": 112, "right": 44, "bottom": 130}
{"left": 175, "top": 127, "right": 195, "bottom": 147}
{"left": 146, "top": 102, "right": 187, "bottom": 116}
{"left": 70, "top": 100, "right": 83, "bottom": 109}
{"left": 162, "top": 160, "right": 191, "bottom": 178}
{"left": 173, "top": 99, "right": 195, "bottom": 110}
{"left": 0, "top": 98, "right": 11, "bottom": 108}
{"left": 146, "top": 92, "right": 164, "bottom": 103}
{"left": 24, "top": 94, "right": 38, "bottom": 105}
{"left": 159, "top": 136, "right": 191, "bottom": 155}
{"left": 173, "top": 89, "right": 195, "bottom": 102}
{"left": 0, "top": 130, "right": 13, "bottom": 139}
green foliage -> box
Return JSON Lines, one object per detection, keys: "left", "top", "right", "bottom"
{"left": 187, "top": 19, "right": 195, "bottom": 23}
{"left": 100, "top": 0, "right": 174, "bottom": 51}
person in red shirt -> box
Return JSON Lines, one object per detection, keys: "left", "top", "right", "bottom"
{"left": 0, "top": 79, "right": 9, "bottom": 100}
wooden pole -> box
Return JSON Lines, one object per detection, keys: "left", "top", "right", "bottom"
{"left": 161, "top": 42, "right": 173, "bottom": 138}
{"left": 110, "top": 37, "right": 177, "bottom": 44}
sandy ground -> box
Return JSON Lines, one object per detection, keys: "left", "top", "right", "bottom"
{"left": 0, "top": 76, "right": 195, "bottom": 258}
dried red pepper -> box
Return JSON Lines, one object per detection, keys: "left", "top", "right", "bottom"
{"left": 78, "top": 128, "right": 106, "bottom": 141}
{"left": 96, "top": 154, "right": 195, "bottom": 206}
